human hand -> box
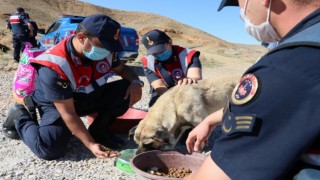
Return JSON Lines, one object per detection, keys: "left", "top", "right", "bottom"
{"left": 89, "top": 143, "right": 120, "bottom": 158}
{"left": 177, "top": 78, "right": 197, "bottom": 86}
{"left": 186, "top": 120, "right": 215, "bottom": 154}
{"left": 124, "top": 83, "right": 142, "bottom": 107}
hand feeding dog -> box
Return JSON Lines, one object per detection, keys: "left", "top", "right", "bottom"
{"left": 130, "top": 78, "right": 236, "bottom": 154}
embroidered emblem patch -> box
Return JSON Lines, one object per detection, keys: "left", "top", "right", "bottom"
{"left": 222, "top": 114, "right": 233, "bottom": 133}
{"left": 222, "top": 112, "right": 257, "bottom": 135}
{"left": 114, "top": 29, "right": 120, "bottom": 40}
{"left": 231, "top": 74, "right": 258, "bottom": 105}
{"left": 96, "top": 61, "right": 110, "bottom": 74}
{"left": 56, "top": 79, "right": 70, "bottom": 89}
{"left": 222, "top": 96, "right": 258, "bottom": 135}
{"left": 172, "top": 68, "right": 183, "bottom": 80}
{"left": 73, "top": 56, "right": 81, "bottom": 66}
{"left": 146, "top": 37, "right": 153, "bottom": 46}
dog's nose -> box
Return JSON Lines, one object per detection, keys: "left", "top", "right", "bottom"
{"left": 136, "top": 147, "right": 144, "bottom": 155}
{"left": 136, "top": 146, "right": 154, "bottom": 154}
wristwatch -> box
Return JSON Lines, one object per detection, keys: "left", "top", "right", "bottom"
{"left": 132, "top": 79, "right": 144, "bottom": 87}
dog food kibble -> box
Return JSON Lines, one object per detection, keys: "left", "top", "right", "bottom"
{"left": 101, "top": 147, "right": 117, "bottom": 155}
{"left": 148, "top": 167, "right": 192, "bottom": 178}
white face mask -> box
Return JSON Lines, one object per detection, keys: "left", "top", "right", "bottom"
{"left": 240, "top": 0, "right": 280, "bottom": 43}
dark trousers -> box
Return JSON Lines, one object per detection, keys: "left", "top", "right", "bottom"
{"left": 149, "top": 88, "right": 161, "bottom": 107}
{"left": 15, "top": 79, "right": 130, "bottom": 160}
{"left": 12, "top": 33, "right": 37, "bottom": 62}
{"left": 74, "top": 80, "right": 130, "bottom": 132}
{"left": 149, "top": 95, "right": 159, "bottom": 107}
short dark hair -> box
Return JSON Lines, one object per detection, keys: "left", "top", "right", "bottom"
{"left": 75, "top": 23, "right": 95, "bottom": 38}
{"left": 17, "top": 7, "right": 25, "bottom": 12}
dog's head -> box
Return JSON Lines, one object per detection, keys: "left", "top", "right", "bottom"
{"left": 130, "top": 118, "right": 172, "bottom": 154}
{"left": 129, "top": 88, "right": 179, "bottom": 154}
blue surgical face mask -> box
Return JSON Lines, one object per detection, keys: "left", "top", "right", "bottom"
{"left": 83, "top": 39, "right": 110, "bottom": 61}
{"left": 153, "top": 47, "right": 172, "bottom": 61}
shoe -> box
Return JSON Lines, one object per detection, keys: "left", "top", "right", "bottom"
{"left": 2, "top": 104, "right": 30, "bottom": 139}
{"left": 89, "top": 127, "right": 125, "bottom": 150}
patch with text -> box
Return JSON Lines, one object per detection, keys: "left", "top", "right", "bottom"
{"left": 231, "top": 73, "right": 258, "bottom": 105}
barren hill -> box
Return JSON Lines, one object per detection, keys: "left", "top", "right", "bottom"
{"left": 0, "top": 0, "right": 265, "bottom": 73}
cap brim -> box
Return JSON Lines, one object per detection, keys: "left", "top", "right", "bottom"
{"left": 100, "top": 38, "right": 123, "bottom": 52}
{"left": 146, "top": 44, "right": 166, "bottom": 55}
{"left": 217, "top": 0, "right": 239, "bottom": 11}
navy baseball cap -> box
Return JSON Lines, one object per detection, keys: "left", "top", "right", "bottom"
{"left": 218, "top": 0, "right": 239, "bottom": 11}
{"left": 142, "top": 29, "right": 171, "bottom": 55}
{"left": 82, "top": 14, "right": 123, "bottom": 52}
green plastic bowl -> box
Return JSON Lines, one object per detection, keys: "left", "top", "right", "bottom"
{"left": 115, "top": 149, "right": 137, "bottom": 174}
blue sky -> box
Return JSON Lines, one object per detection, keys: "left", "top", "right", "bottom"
{"left": 80, "top": 0, "right": 259, "bottom": 45}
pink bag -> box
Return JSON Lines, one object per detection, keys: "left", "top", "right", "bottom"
{"left": 13, "top": 42, "right": 45, "bottom": 104}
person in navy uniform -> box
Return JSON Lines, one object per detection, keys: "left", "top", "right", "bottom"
{"left": 6, "top": 7, "right": 37, "bottom": 63}
{"left": 141, "top": 29, "right": 202, "bottom": 107}
{"left": 185, "top": 0, "right": 320, "bottom": 179}
{"left": 2, "top": 14, "right": 144, "bottom": 160}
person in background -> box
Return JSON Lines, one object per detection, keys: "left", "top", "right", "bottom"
{"left": 185, "top": 0, "right": 320, "bottom": 179}
{"left": 6, "top": 7, "right": 37, "bottom": 63}
{"left": 2, "top": 14, "right": 144, "bottom": 160}
{"left": 141, "top": 29, "right": 202, "bottom": 107}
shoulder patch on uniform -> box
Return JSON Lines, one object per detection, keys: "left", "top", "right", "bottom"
{"left": 222, "top": 112, "right": 257, "bottom": 135}
{"left": 231, "top": 74, "right": 258, "bottom": 105}
{"left": 56, "top": 79, "right": 70, "bottom": 89}
{"left": 96, "top": 61, "right": 110, "bottom": 74}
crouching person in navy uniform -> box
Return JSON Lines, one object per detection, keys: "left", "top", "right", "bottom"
{"left": 141, "top": 29, "right": 202, "bottom": 107}
{"left": 2, "top": 14, "right": 143, "bottom": 160}
{"left": 185, "top": 0, "right": 320, "bottom": 179}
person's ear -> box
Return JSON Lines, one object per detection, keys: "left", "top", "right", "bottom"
{"left": 262, "top": 0, "right": 270, "bottom": 7}
{"left": 76, "top": 32, "right": 86, "bottom": 44}
{"left": 168, "top": 39, "right": 173, "bottom": 46}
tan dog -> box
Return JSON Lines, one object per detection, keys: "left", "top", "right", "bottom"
{"left": 131, "top": 78, "right": 236, "bottom": 154}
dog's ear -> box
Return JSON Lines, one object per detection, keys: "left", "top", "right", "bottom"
{"left": 128, "top": 125, "right": 138, "bottom": 140}
{"left": 154, "top": 130, "right": 170, "bottom": 144}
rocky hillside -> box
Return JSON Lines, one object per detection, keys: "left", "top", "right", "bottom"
{"left": 0, "top": 0, "right": 265, "bottom": 66}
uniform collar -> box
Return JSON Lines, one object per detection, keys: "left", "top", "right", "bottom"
{"left": 67, "top": 36, "right": 92, "bottom": 66}
{"left": 280, "top": 8, "right": 320, "bottom": 43}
